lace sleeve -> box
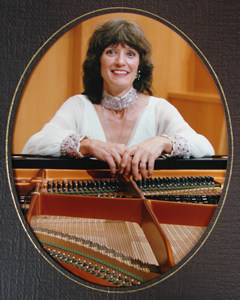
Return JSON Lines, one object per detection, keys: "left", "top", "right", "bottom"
{"left": 60, "top": 134, "right": 87, "bottom": 158}
{"left": 162, "top": 134, "right": 190, "bottom": 158}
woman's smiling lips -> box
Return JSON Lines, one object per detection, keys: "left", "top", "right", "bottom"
{"left": 112, "top": 70, "right": 128, "bottom": 75}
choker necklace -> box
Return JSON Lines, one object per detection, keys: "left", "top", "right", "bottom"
{"left": 101, "top": 87, "right": 138, "bottom": 111}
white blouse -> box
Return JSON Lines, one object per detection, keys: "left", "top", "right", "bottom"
{"left": 21, "top": 94, "right": 215, "bottom": 157}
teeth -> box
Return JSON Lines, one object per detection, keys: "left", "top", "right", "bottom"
{"left": 113, "top": 70, "right": 127, "bottom": 75}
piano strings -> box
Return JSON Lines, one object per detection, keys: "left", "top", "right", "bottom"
{"left": 31, "top": 216, "right": 161, "bottom": 287}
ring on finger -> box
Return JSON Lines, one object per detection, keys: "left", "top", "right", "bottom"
{"left": 140, "top": 161, "right": 147, "bottom": 164}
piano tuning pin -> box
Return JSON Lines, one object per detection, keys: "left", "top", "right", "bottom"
{"left": 91, "top": 179, "right": 96, "bottom": 190}
{"left": 111, "top": 179, "right": 118, "bottom": 189}
{"left": 82, "top": 180, "right": 87, "bottom": 190}
{"left": 77, "top": 180, "right": 82, "bottom": 191}
{"left": 47, "top": 181, "right": 51, "bottom": 192}
{"left": 153, "top": 177, "right": 159, "bottom": 187}
{"left": 87, "top": 180, "right": 92, "bottom": 190}
{"left": 62, "top": 180, "right": 66, "bottom": 191}
{"left": 142, "top": 178, "right": 147, "bottom": 188}
{"left": 150, "top": 177, "right": 155, "bottom": 187}
{"left": 158, "top": 177, "right": 163, "bottom": 187}
{"left": 52, "top": 180, "right": 56, "bottom": 191}
{"left": 104, "top": 180, "right": 108, "bottom": 190}
{"left": 146, "top": 178, "right": 150, "bottom": 187}
{"left": 72, "top": 180, "right": 76, "bottom": 191}
{"left": 95, "top": 180, "right": 101, "bottom": 190}
{"left": 99, "top": 179, "right": 105, "bottom": 189}
{"left": 188, "top": 176, "right": 194, "bottom": 186}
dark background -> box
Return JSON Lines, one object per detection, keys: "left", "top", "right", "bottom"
{"left": 1, "top": 1, "right": 239, "bottom": 299}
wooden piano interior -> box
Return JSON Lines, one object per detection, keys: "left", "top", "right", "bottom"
{"left": 13, "top": 167, "right": 225, "bottom": 288}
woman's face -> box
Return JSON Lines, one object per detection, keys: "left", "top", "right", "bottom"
{"left": 100, "top": 43, "right": 140, "bottom": 97}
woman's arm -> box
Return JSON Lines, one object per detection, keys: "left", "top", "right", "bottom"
{"left": 21, "top": 95, "right": 128, "bottom": 175}
{"left": 119, "top": 98, "right": 214, "bottom": 180}
{"left": 154, "top": 98, "right": 215, "bottom": 158}
{"left": 21, "top": 96, "right": 85, "bottom": 156}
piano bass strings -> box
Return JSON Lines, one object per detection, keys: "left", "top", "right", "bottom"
{"left": 31, "top": 216, "right": 161, "bottom": 287}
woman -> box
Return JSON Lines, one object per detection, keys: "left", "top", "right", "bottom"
{"left": 22, "top": 18, "right": 214, "bottom": 180}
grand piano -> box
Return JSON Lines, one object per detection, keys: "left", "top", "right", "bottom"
{"left": 12, "top": 155, "right": 227, "bottom": 287}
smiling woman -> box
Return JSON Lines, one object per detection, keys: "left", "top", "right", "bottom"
{"left": 21, "top": 18, "right": 214, "bottom": 180}
{"left": 100, "top": 44, "right": 140, "bottom": 96}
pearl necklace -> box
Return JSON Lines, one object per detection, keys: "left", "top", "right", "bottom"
{"left": 101, "top": 87, "right": 138, "bottom": 111}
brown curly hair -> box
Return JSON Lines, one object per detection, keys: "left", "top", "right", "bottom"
{"left": 82, "top": 18, "right": 154, "bottom": 103}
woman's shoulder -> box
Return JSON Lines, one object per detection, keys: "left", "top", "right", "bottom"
{"left": 137, "top": 94, "right": 171, "bottom": 110}
{"left": 65, "top": 94, "right": 92, "bottom": 104}
{"left": 53, "top": 94, "right": 94, "bottom": 117}
{"left": 148, "top": 95, "right": 168, "bottom": 104}
{"left": 61, "top": 94, "right": 94, "bottom": 110}
{"left": 147, "top": 95, "right": 173, "bottom": 108}
{"left": 146, "top": 96, "right": 179, "bottom": 117}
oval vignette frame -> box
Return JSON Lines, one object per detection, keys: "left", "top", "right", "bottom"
{"left": 6, "top": 7, "right": 232, "bottom": 294}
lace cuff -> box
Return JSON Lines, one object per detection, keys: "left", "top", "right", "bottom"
{"left": 162, "top": 134, "right": 190, "bottom": 158}
{"left": 60, "top": 134, "right": 87, "bottom": 158}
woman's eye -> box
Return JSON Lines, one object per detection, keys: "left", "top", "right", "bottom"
{"left": 106, "top": 49, "right": 115, "bottom": 55}
{"left": 127, "top": 51, "right": 136, "bottom": 57}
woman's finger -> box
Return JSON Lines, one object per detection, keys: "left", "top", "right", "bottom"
{"left": 131, "top": 149, "right": 144, "bottom": 180}
{"left": 147, "top": 156, "right": 155, "bottom": 178}
{"left": 123, "top": 157, "right": 132, "bottom": 177}
{"left": 118, "top": 148, "right": 135, "bottom": 174}
{"left": 139, "top": 160, "right": 148, "bottom": 179}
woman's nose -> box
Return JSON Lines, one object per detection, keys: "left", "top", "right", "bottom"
{"left": 115, "top": 52, "right": 126, "bottom": 66}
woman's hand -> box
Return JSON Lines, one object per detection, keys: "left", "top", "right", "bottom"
{"left": 118, "top": 136, "right": 173, "bottom": 180}
{"left": 80, "top": 138, "right": 128, "bottom": 176}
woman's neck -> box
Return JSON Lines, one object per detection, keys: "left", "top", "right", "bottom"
{"left": 103, "top": 86, "right": 132, "bottom": 98}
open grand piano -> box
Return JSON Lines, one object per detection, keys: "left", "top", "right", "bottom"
{"left": 12, "top": 155, "right": 227, "bottom": 287}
